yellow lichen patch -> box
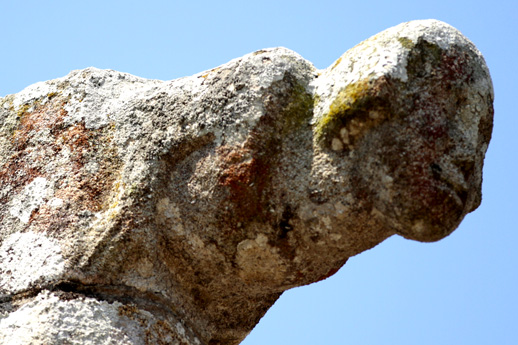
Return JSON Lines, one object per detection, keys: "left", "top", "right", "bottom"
{"left": 200, "top": 67, "right": 221, "bottom": 79}
{"left": 103, "top": 177, "right": 126, "bottom": 221}
{"left": 108, "top": 180, "right": 122, "bottom": 209}
{"left": 314, "top": 79, "right": 371, "bottom": 143}
{"left": 313, "top": 76, "right": 395, "bottom": 152}
{"left": 47, "top": 92, "right": 59, "bottom": 99}
{"left": 16, "top": 103, "right": 32, "bottom": 119}
{"left": 252, "top": 49, "right": 268, "bottom": 55}
{"left": 330, "top": 57, "right": 343, "bottom": 71}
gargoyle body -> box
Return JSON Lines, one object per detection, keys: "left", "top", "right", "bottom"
{"left": 0, "top": 20, "right": 493, "bottom": 345}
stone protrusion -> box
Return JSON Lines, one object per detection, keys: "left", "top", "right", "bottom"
{"left": 0, "top": 20, "right": 493, "bottom": 345}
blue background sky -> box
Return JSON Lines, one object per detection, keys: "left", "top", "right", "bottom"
{"left": 1, "top": 1, "right": 516, "bottom": 344}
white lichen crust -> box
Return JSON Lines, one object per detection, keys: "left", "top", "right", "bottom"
{"left": 0, "top": 232, "right": 64, "bottom": 293}
{"left": 0, "top": 290, "right": 201, "bottom": 345}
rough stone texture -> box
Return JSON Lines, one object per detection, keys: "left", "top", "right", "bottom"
{"left": 0, "top": 20, "right": 493, "bottom": 345}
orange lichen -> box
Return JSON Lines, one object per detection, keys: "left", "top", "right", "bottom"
{"left": 1, "top": 95, "right": 122, "bottom": 228}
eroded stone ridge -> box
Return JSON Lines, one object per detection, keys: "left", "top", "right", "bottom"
{"left": 0, "top": 20, "right": 493, "bottom": 345}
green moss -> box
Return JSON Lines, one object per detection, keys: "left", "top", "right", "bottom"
{"left": 313, "top": 93, "right": 321, "bottom": 109}
{"left": 281, "top": 81, "right": 315, "bottom": 134}
{"left": 398, "top": 37, "right": 414, "bottom": 49}
{"left": 405, "top": 38, "right": 443, "bottom": 79}
{"left": 15, "top": 96, "right": 47, "bottom": 119}
{"left": 314, "top": 80, "right": 371, "bottom": 142}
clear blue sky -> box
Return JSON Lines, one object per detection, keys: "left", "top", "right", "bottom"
{"left": 1, "top": 1, "right": 516, "bottom": 344}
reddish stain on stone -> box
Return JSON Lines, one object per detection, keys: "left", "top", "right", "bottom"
{"left": 217, "top": 146, "right": 271, "bottom": 223}
{"left": 0, "top": 95, "right": 121, "bottom": 228}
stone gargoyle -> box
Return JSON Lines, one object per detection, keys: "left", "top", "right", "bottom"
{"left": 0, "top": 20, "right": 493, "bottom": 345}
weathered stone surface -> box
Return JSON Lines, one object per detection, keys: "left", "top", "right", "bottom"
{"left": 0, "top": 20, "right": 493, "bottom": 345}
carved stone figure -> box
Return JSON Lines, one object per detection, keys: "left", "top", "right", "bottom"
{"left": 0, "top": 20, "right": 493, "bottom": 345}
